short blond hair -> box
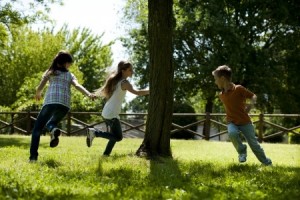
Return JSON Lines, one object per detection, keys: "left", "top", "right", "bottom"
{"left": 212, "top": 65, "right": 232, "bottom": 80}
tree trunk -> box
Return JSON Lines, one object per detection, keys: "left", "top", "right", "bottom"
{"left": 202, "top": 98, "right": 213, "bottom": 140}
{"left": 136, "top": 0, "right": 174, "bottom": 158}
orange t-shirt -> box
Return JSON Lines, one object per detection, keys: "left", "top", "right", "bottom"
{"left": 219, "top": 84, "right": 254, "bottom": 125}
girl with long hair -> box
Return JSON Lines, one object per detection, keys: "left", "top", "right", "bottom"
{"left": 86, "top": 61, "right": 149, "bottom": 156}
{"left": 29, "top": 50, "right": 94, "bottom": 162}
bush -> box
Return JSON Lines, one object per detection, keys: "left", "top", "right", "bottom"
{"left": 171, "top": 102, "right": 197, "bottom": 139}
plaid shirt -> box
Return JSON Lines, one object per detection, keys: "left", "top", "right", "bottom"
{"left": 44, "top": 71, "right": 76, "bottom": 108}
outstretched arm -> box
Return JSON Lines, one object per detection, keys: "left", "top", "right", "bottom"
{"left": 35, "top": 71, "right": 51, "bottom": 101}
{"left": 72, "top": 78, "right": 95, "bottom": 99}
{"left": 121, "top": 80, "right": 149, "bottom": 96}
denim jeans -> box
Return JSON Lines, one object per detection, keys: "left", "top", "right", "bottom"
{"left": 227, "top": 123, "right": 272, "bottom": 165}
{"left": 94, "top": 118, "right": 123, "bottom": 156}
{"left": 29, "top": 104, "right": 69, "bottom": 159}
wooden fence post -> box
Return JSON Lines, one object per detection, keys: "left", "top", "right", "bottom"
{"left": 26, "top": 111, "right": 31, "bottom": 135}
{"left": 204, "top": 112, "right": 211, "bottom": 140}
{"left": 67, "top": 112, "right": 71, "bottom": 136}
{"left": 258, "top": 113, "right": 264, "bottom": 143}
{"left": 10, "top": 113, "right": 14, "bottom": 134}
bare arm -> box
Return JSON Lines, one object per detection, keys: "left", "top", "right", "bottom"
{"left": 121, "top": 80, "right": 149, "bottom": 96}
{"left": 35, "top": 71, "right": 51, "bottom": 101}
{"left": 245, "top": 94, "right": 257, "bottom": 113}
{"left": 71, "top": 78, "right": 95, "bottom": 99}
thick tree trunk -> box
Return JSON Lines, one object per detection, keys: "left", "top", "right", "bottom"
{"left": 136, "top": 0, "right": 174, "bottom": 158}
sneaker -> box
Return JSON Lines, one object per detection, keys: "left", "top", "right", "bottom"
{"left": 238, "top": 153, "right": 247, "bottom": 163}
{"left": 50, "top": 128, "right": 61, "bottom": 148}
{"left": 262, "top": 158, "right": 272, "bottom": 166}
{"left": 86, "top": 128, "right": 95, "bottom": 147}
{"left": 29, "top": 156, "right": 37, "bottom": 163}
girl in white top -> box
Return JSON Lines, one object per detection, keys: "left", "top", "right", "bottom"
{"left": 86, "top": 61, "right": 149, "bottom": 156}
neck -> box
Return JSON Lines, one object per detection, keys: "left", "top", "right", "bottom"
{"left": 223, "top": 82, "right": 234, "bottom": 92}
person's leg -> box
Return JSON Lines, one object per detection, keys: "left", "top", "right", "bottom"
{"left": 29, "top": 105, "right": 53, "bottom": 161}
{"left": 240, "top": 123, "right": 272, "bottom": 165}
{"left": 45, "top": 104, "right": 69, "bottom": 148}
{"left": 45, "top": 104, "right": 69, "bottom": 131}
{"left": 101, "top": 118, "right": 123, "bottom": 156}
{"left": 228, "top": 123, "right": 247, "bottom": 155}
{"left": 94, "top": 119, "right": 123, "bottom": 141}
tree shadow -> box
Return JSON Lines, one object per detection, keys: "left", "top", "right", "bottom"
{"left": 0, "top": 136, "right": 48, "bottom": 149}
{"left": 41, "top": 158, "right": 63, "bottom": 168}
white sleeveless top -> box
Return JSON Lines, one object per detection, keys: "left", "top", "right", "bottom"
{"left": 101, "top": 80, "right": 127, "bottom": 119}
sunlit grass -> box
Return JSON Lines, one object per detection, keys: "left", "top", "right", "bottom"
{"left": 0, "top": 135, "right": 299, "bottom": 199}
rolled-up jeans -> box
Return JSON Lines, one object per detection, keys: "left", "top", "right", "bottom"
{"left": 30, "top": 104, "right": 69, "bottom": 159}
{"left": 227, "top": 122, "right": 272, "bottom": 165}
{"left": 94, "top": 118, "right": 123, "bottom": 156}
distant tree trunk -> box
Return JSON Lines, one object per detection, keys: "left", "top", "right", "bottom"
{"left": 136, "top": 0, "right": 174, "bottom": 158}
{"left": 203, "top": 98, "right": 213, "bottom": 140}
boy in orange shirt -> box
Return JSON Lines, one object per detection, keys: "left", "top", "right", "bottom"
{"left": 212, "top": 65, "right": 272, "bottom": 166}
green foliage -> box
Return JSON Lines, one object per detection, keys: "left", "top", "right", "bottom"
{"left": 0, "top": 25, "right": 112, "bottom": 110}
{"left": 0, "top": 106, "right": 12, "bottom": 134}
{"left": 172, "top": 102, "right": 197, "bottom": 139}
{"left": 63, "top": 27, "right": 113, "bottom": 91}
{"left": 124, "top": 95, "right": 149, "bottom": 112}
{"left": 1, "top": 1, "right": 62, "bottom": 21}
{"left": 0, "top": 26, "right": 65, "bottom": 106}
{"left": 289, "top": 133, "right": 300, "bottom": 144}
{"left": 122, "top": 0, "right": 300, "bottom": 114}
{"left": 0, "top": 135, "right": 299, "bottom": 200}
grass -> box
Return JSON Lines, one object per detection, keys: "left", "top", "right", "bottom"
{"left": 0, "top": 134, "right": 299, "bottom": 200}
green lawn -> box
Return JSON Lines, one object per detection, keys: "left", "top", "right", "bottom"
{"left": 0, "top": 135, "right": 299, "bottom": 200}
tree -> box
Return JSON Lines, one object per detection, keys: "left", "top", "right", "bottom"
{"left": 122, "top": 0, "right": 300, "bottom": 115}
{"left": 136, "top": 0, "right": 174, "bottom": 158}
{"left": 0, "top": 0, "right": 62, "bottom": 44}
{"left": 63, "top": 27, "right": 113, "bottom": 92}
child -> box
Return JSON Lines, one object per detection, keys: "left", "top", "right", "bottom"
{"left": 29, "top": 50, "right": 94, "bottom": 162}
{"left": 212, "top": 65, "right": 272, "bottom": 166}
{"left": 86, "top": 61, "right": 149, "bottom": 156}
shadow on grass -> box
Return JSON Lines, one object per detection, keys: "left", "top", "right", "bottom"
{"left": 94, "top": 155, "right": 300, "bottom": 199}
{"left": 41, "top": 158, "right": 63, "bottom": 168}
{"left": 0, "top": 135, "right": 48, "bottom": 149}
{"left": 0, "top": 136, "right": 30, "bottom": 148}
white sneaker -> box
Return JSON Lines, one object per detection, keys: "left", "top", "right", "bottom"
{"left": 238, "top": 154, "right": 247, "bottom": 163}
{"left": 86, "top": 128, "right": 95, "bottom": 147}
{"left": 50, "top": 128, "right": 61, "bottom": 148}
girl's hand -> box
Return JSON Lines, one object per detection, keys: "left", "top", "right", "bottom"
{"left": 88, "top": 93, "right": 97, "bottom": 101}
{"left": 35, "top": 92, "right": 42, "bottom": 101}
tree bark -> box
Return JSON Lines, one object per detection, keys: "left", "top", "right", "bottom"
{"left": 136, "top": 0, "right": 174, "bottom": 158}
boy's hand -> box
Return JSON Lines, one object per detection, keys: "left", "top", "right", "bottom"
{"left": 246, "top": 95, "right": 257, "bottom": 113}
{"left": 245, "top": 104, "right": 252, "bottom": 113}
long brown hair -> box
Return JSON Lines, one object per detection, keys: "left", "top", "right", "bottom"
{"left": 96, "top": 61, "right": 132, "bottom": 99}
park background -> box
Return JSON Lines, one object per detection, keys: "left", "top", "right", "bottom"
{"left": 0, "top": 1, "right": 300, "bottom": 199}
{"left": 0, "top": 0, "right": 299, "bottom": 143}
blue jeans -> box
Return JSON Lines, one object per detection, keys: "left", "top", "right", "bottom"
{"left": 94, "top": 118, "right": 123, "bottom": 156}
{"left": 227, "top": 123, "right": 272, "bottom": 165}
{"left": 29, "top": 104, "right": 69, "bottom": 159}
